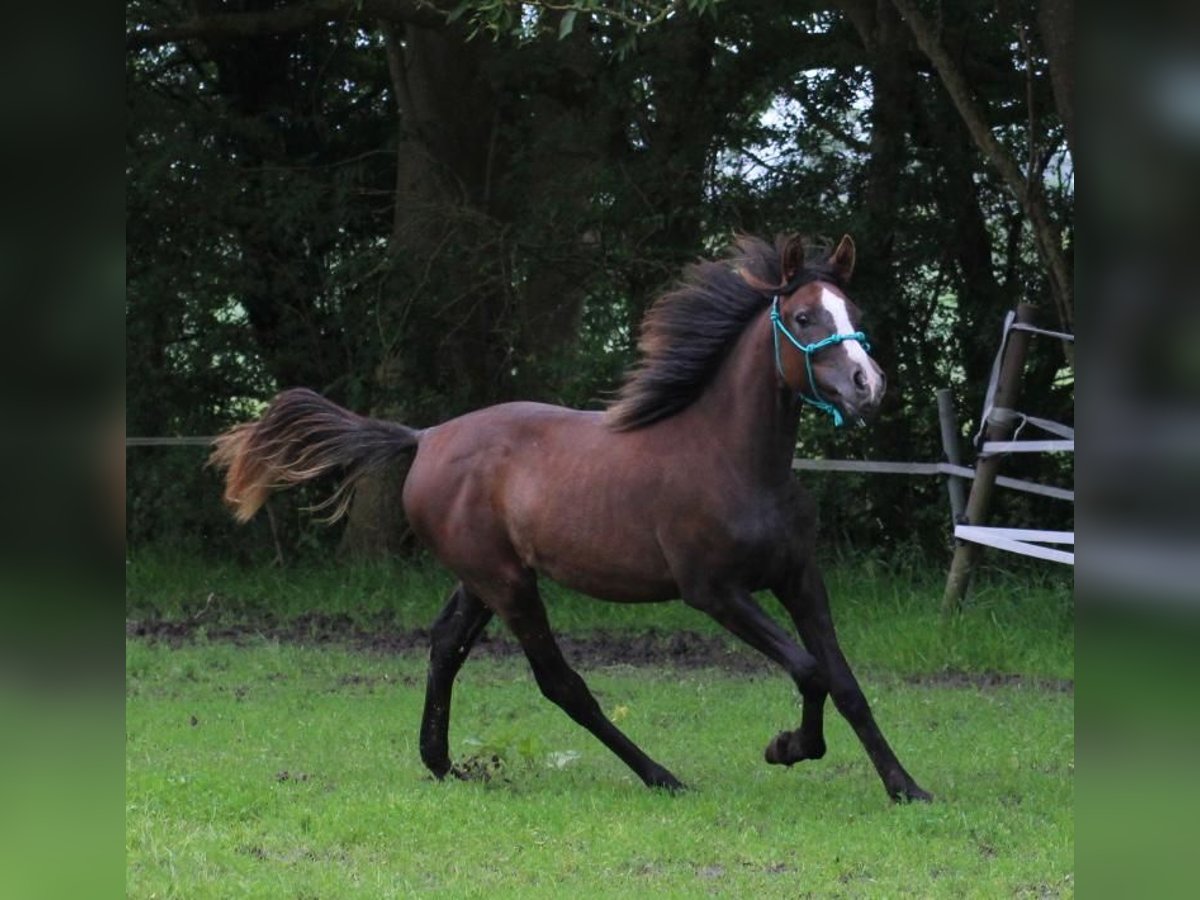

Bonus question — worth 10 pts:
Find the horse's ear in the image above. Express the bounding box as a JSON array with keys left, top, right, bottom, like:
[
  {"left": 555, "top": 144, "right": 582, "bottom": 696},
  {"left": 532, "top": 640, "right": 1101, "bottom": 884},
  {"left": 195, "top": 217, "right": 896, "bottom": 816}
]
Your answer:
[
  {"left": 829, "top": 234, "right": 856, "bottom": 283},
  {"left": 781, "top": 234, "right": 808, "bottom": 283}
]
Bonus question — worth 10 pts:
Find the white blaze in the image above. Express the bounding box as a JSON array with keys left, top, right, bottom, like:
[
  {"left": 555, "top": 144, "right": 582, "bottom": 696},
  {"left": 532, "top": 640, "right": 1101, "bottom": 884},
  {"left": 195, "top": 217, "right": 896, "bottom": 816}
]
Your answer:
[{"left": 819, "top": 287, "right": 883, "bottom": 396}]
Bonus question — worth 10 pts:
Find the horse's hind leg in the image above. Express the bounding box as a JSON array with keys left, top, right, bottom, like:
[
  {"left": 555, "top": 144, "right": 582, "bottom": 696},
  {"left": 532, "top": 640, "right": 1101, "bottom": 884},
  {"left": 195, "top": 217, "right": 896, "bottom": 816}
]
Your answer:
[
  {"left": 477, "top": 570, "right": 684, "bottom": 791},
  {"left": 775, "top": 564, "right": 931, "bottom": 803},
  {"left": 419, "top": 584, "right": 493, "bottom": 779}
]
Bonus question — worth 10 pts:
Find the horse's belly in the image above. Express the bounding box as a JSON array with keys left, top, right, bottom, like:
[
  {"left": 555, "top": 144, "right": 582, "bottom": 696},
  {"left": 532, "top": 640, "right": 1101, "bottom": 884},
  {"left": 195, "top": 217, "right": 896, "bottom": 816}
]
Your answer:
[
  {"left": 513, "top": 522, "right": 678, "bottom": 604},
  {"left": 544, "top": 564, "right": 679, "bottom": 604}
]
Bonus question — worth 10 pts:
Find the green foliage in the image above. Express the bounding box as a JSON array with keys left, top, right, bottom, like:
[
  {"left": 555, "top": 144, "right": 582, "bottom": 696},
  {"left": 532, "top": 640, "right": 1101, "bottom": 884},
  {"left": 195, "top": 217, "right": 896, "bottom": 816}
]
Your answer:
[
  {"left": 456, "top": 1, "right": 724, "bottom": 55},
  {"left": 126, "top": 0, "right": 1073, "bottom": 558}
]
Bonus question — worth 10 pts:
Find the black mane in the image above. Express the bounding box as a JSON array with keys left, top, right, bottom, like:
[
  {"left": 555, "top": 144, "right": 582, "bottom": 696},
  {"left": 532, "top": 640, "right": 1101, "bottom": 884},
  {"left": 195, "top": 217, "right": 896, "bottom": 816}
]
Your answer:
[{"left": 604, "top": 234, "right": 840, "bottom": 431}]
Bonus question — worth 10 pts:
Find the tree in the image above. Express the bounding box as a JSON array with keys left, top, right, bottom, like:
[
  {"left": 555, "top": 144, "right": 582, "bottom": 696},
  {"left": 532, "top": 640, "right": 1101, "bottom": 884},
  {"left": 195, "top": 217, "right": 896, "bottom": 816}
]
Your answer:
[
  {"left": 891, "top": 0, "right": 1074, "bottom": 355},
  {"left": 126, "top": 0, "right": 1073, "bottom": 560}
]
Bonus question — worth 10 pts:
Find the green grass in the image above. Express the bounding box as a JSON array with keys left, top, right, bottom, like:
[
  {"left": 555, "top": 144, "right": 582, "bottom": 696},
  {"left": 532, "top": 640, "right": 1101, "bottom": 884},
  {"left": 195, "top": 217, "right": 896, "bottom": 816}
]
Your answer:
[
  {"left": 126, "top": 640, "right": 1072, "bottom": 898},
  {"left": 126, "top": 551, "right": 1073, "bottom": 680},
  {"left": 126, "top": 553, "right": 1073, "bottom": 896}
]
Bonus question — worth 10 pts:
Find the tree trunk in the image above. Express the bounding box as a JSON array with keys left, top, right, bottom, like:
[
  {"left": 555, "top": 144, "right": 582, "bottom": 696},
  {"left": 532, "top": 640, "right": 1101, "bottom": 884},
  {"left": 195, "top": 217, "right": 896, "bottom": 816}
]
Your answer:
[
  {"left": 336, "top": 451, "right": 414, "bottom": 561},
  {"left": 619, "top": 13, "right": 720, "bottom": 334},
  {"left": 912, "top": 74, "right": 1013, "bottom": 425},
  {"left": 200, "top": 10, "right": 343, "bottom": 392},
  {"left": 1037, "top": 0, "right": 1075, "bottom": 161},
  {"left": 890, "top": 0, "right": 1074, "bottom": 358},
  {"left": 340, "top": 20, "right": 503, "bottom": 559},
  {"left": 838, "top": 0, "right": 920, "bottom": 539}
]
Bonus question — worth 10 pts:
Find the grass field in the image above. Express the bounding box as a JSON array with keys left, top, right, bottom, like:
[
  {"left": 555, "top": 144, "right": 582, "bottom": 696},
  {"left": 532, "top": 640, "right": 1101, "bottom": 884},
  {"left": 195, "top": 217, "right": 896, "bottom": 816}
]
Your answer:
[{"left": 126, "top": 553, "right": 1074, "bottom": 897}]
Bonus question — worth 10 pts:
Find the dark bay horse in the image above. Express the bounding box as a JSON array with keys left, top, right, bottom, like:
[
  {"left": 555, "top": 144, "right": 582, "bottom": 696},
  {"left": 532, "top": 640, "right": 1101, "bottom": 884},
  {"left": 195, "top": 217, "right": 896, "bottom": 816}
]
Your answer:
[{"left": 211, "top": 234, "right": 930, "bottom": 802}]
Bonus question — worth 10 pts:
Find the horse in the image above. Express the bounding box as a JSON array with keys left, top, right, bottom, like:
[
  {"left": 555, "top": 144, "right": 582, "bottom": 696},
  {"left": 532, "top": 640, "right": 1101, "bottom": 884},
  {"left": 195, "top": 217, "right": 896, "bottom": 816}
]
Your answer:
[{"left": 210, "top": 233, "right": 931, "bottom": 803}]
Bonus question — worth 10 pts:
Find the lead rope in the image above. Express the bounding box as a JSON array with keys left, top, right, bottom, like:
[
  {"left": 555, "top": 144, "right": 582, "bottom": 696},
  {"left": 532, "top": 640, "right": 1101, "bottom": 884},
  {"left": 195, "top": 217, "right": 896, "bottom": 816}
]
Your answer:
[{"left": 769, "top": 295, "right": 870, "bottom": 428}]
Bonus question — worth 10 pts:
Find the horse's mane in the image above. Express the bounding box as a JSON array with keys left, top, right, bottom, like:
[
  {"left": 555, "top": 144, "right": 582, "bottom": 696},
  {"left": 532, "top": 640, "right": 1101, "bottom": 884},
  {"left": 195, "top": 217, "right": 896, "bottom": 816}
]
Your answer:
[{"left": 604, "top": 234, "right": 841, "bottom": 431}]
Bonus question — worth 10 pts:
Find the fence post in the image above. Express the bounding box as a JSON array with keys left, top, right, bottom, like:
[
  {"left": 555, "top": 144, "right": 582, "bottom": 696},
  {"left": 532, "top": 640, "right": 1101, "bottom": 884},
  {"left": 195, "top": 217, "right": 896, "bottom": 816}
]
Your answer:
[
  {"left": 942, "top": 303, "right": 1038, "bottom": 615},
  {"left": 935, "top": 388, "right": 966, "bottom": 524}
]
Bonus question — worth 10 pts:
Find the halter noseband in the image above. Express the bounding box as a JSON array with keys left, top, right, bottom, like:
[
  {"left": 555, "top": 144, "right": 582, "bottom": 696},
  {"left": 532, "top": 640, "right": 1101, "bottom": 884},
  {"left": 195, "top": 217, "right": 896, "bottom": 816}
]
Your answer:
[{"left": 769, "top": 295, "right": 870, "bottom": 427}]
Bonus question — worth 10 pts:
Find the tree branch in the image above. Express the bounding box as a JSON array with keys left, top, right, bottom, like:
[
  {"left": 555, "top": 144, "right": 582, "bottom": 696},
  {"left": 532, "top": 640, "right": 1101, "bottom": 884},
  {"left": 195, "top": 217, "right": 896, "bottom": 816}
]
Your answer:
[
  {"left": 126, "top": 0, "right": 451, "bottom": 51},
  {"left": 1037, "top": 0, "right": 1075, "bottom": 161},
  {"left": 802, "top": 102, "right": 869, "bottom": 154},
  {"left": 890, "top": 0, "right": 1073, "bottom": 345}
]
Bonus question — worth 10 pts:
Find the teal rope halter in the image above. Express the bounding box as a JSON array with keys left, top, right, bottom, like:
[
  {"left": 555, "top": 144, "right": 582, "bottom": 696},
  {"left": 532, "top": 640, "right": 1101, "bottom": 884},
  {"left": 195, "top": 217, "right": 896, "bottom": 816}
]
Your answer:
[{"left": 769, "top": 295, "right": 870, "bottom": 427}]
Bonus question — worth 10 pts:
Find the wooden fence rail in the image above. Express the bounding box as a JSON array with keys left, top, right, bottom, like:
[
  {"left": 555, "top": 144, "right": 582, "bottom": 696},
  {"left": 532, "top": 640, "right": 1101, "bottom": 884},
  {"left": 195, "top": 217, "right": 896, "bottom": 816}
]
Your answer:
[{"left": 127, "top": 436, "right": 1072, "bottom": 503}]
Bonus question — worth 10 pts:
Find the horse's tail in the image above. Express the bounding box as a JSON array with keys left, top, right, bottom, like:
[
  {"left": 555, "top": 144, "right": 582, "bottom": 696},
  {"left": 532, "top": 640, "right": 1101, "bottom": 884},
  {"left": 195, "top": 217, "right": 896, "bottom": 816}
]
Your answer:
[{"left": 209, "top": 388, "right": 421, "bottom": 524}]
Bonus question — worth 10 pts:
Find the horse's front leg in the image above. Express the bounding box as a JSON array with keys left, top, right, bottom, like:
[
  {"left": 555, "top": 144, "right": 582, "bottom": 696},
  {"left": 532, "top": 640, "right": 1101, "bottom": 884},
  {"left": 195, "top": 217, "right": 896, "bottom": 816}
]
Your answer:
[
  {"left": 762, "top": 664, "right": 828, "bottom": 768},
  {"left": 678, "top": 583, "right": 828, "bottom": 766},
  {"left": 773, "top": 563, "right": 932, "bottom": 803}
]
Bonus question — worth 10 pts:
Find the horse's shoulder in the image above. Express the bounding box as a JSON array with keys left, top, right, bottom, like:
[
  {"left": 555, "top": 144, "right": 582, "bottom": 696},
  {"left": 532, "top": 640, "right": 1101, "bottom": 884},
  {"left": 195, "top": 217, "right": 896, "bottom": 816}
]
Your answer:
[
  {"left": 780, "top": 480, "right": 818, "bottom": 524},
  {"left": 755, "top": 482, "right": 818, "bottom": 555}
]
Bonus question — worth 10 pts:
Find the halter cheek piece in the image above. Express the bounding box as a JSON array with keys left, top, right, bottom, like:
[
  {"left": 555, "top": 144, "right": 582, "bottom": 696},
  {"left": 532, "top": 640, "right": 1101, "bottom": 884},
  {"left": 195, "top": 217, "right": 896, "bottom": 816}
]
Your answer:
[{"left": 769, "top": 295, "right": 870, "bottom": 428}]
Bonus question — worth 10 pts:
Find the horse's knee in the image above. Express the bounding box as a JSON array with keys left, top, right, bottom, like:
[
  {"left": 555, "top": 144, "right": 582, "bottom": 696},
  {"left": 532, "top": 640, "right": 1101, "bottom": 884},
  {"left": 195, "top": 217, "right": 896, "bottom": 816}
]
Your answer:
[
  {"left": 792, "top": 654, "right": 823, "bottom": 689},
  {"left": 830, "top": 684, "right": 870, "bottom": 722},
  {"left": 533, "top": 666, "right": 574, "bottom": 705},
  {"left": 533, "top": 665, "right": 598, "bottom": 715}
]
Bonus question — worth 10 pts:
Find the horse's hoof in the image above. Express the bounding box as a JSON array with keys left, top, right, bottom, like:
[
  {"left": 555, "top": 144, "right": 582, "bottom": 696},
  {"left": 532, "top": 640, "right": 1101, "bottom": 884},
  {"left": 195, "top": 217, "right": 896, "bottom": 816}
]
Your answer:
[
  {"left": 764, "top": 731, "right": 792, "bottom": 765},
  {"left": 764, "top": 730, "right": 826, "bottom": 766},
  {"left": 645, "top": 767, "right": 686, "bottom": 793},
  {"left": 421, "top": 742, "right": 453, "bottom": 780},
  {"left": 890, "top": 782, "right": 934, "bottom": 803}
]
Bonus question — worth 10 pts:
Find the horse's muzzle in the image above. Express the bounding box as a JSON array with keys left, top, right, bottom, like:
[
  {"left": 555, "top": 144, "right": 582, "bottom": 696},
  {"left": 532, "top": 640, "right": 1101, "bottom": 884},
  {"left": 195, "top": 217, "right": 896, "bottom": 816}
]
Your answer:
[
  {"left": 826, "top": 362, "right": 886, "bottom": 424},
  {"left": 842, "top": 396, "right": 883, "bottom": 425}
]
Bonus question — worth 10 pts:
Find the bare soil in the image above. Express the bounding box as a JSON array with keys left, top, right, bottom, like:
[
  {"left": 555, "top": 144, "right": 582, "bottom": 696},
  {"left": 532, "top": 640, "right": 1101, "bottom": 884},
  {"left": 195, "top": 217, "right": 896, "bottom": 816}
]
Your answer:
[
  {"left": 125, "top": 613, "right": 1072, "bottom": 692},
  {"left": 126, "top": 613, "right": 769, "bottom": 673}
]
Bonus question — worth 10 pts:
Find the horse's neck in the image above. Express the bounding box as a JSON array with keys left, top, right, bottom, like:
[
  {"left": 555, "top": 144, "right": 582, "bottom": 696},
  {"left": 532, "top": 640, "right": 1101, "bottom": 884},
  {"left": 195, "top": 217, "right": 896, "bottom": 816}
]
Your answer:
[{"left": 681, "top": 311, "right": 801, "bottom": 484}]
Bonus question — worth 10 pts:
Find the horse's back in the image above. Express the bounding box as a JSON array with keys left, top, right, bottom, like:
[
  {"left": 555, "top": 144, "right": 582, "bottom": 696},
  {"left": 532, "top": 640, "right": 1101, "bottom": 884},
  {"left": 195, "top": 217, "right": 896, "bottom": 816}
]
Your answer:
[
  {"left": 403, "top": 401, "right": 679, "bottom": 602},
  {"left": 403, "top": 400, "right": 589, "bottom": 536},
  {"left": 410, "top": 401, "right": 605, "bottom": 473}
]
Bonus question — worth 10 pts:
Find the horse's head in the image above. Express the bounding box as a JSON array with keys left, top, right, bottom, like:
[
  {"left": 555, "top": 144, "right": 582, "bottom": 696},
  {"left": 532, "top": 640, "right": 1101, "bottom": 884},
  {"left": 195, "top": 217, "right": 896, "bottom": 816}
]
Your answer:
[{"left": 771, "top": 235, "right": 886, "bottom": 425}]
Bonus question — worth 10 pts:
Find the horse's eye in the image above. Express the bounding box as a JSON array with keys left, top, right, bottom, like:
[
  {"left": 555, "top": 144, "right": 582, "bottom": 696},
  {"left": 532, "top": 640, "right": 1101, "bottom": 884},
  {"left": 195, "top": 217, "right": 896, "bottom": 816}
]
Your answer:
[{"left": 794, "top": 312, "right": 810, "bottom": 328}]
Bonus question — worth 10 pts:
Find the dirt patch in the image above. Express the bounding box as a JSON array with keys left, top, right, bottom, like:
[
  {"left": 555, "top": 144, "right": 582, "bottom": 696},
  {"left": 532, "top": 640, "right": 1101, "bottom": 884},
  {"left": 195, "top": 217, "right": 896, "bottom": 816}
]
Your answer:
[
  {"left": 126, "top": 614, "right": 1072, "bottom": 691},
  {"left": 902, "top": 670, "right": 1073, "bottom": 693},
  {"left": 125, "top": 614, "right": 772, "bottom": 675}
]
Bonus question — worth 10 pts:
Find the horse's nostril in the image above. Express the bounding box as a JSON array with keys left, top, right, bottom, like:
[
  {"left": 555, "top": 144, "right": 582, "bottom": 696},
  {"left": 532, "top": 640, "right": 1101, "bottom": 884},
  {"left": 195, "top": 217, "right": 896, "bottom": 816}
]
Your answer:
[{"left": 853, "top": 368, "right": 868, "bottom": 392}]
